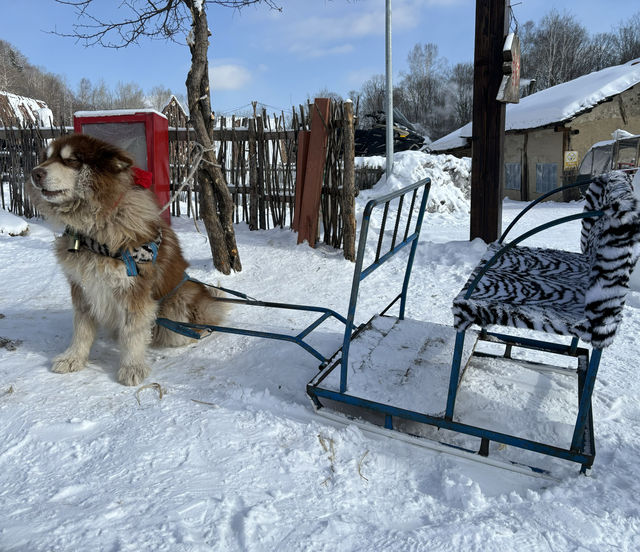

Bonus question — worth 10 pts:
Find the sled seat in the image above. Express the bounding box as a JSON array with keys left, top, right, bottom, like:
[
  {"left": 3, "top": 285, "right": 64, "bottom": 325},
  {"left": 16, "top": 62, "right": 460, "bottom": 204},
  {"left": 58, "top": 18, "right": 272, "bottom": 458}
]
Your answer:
[
  {"left": 453, "top": 172, "right": 640, "bottom": 348},
  {"left": 446, "top": 171, "right": 640, "bottom": 471}
]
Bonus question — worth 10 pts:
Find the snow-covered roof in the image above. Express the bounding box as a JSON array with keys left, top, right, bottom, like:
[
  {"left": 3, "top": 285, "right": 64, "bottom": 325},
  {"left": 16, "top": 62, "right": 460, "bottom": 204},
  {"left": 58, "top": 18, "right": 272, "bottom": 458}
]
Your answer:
[
  {"left": 74, "top": 108, "right": 167, "bottom": 120},
  {"left": 0, "top": 91, "right": 54, "bottom": 126},
  {"left": 431, "top": 58, "right": 640, "bottom": 152},
  {"left": 164, "top": 95, "right": 188, "bottom": 116}
]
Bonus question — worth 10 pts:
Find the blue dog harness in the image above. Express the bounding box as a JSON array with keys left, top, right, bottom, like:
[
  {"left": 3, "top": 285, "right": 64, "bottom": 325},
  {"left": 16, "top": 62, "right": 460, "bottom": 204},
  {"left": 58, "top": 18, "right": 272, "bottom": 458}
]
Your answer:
[{"left": 64, "top": 227, "right": 161, "bottom": 277}]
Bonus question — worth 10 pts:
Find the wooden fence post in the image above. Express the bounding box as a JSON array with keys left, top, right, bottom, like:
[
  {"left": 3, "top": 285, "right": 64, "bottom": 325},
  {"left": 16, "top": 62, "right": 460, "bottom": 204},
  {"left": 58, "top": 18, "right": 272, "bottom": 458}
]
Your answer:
[
  {"left": 342, "top": 100, "right": 356, "bottom": 261},
  {"left": 256, "top": 114, "right": 267, "bottom": 230},
  {"left": 248, "top": 118, "right": 259, "bottom": 230}
]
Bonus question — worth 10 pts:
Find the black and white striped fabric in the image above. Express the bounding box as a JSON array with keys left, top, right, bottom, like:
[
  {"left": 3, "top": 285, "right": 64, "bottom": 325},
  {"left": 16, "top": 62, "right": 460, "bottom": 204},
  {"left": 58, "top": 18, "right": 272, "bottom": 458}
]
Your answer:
[{"left": 453, "top": 171, "right": 640, "bottom": 348}]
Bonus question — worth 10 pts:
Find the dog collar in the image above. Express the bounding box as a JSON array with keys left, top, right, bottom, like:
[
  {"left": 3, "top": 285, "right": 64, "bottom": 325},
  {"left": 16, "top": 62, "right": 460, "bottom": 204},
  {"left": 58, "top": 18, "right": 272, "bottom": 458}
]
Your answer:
[{"left": 64, "top": 227, "right": 162, "bottom": 276}]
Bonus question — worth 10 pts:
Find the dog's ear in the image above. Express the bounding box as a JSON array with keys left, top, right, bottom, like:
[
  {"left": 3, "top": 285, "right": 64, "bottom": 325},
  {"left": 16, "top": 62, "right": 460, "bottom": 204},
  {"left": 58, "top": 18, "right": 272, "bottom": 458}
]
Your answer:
[{"left": 111, "top": 150, "right": 134, "bottom": 173}]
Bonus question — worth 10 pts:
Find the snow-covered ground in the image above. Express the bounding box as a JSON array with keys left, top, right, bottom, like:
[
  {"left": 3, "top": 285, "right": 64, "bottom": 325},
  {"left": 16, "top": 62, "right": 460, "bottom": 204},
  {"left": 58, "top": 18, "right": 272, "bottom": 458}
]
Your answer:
[{"left": 2, "top": 151, "right": 640, "bottom": 551}]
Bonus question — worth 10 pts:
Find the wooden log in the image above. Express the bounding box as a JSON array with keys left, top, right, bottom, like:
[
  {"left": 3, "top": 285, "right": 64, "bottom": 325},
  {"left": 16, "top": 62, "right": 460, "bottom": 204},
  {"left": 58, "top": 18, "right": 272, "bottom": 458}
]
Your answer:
[
  {"left": 248, "top": 118, "right": 259, "bottom": 230},
  {"left": 342, "top": 100, "right": 357, "bottom": 261},
  {"left": 256, "top": 115, "right": 267, "bottom": 230}
]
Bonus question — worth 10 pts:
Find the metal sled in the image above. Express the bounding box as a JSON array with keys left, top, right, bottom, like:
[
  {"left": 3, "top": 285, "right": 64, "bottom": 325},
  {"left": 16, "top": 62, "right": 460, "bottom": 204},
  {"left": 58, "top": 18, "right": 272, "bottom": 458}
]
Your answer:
[{"left": 307, "top": 174, "right": 640, "bottom": 475}]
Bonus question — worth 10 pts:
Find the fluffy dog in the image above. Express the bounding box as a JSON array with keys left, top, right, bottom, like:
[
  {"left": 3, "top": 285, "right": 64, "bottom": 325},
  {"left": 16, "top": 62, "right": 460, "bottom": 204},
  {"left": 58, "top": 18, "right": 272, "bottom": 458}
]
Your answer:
[{"left": 28, "top": 134, "right": 227, "bottom": 386}]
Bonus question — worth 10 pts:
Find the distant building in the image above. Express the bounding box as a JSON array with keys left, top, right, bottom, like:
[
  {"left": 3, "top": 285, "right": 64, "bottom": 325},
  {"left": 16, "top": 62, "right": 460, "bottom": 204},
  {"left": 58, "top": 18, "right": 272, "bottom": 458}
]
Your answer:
[
  {"left": 430, "top": 58, "right": 640, "bottom": 201},
  {"left": 0, "top": 91, "right": 54, "bottom": 126},
  {"left": 162, "top": 95, "right": 189, "bottom": 128}
]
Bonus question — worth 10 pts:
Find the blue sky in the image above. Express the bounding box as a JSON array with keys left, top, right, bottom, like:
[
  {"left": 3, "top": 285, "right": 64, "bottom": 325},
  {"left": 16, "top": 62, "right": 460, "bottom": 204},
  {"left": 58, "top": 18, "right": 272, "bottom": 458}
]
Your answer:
[{"left": 2, "top": 0, "right": 639, "bottom": 115}]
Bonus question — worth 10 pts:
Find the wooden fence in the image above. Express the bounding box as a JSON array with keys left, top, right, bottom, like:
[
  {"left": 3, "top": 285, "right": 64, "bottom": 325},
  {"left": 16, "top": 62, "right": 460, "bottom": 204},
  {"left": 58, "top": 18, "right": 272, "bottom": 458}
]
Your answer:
[
  {"left": 0, "top": 124, "right": 69, "bottom": 217},
  {"left": 1, "top": 100, "right": 368, "bottom": 252}
]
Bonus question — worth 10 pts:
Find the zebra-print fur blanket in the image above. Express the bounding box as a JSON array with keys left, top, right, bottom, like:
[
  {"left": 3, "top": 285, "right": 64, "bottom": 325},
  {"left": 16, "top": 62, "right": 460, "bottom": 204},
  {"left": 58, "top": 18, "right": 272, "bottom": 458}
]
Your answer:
[{"left": 453, "top": 171, "right": 640, "bottom": 348}]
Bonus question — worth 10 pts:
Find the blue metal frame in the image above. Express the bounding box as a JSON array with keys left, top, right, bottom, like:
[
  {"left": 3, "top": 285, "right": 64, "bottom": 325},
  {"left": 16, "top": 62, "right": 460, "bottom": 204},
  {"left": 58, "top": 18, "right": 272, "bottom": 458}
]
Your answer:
[
  {"left": 157, "top": 298, "right": 350, "bottom": 367},
  {"left": 445, "top": 330, "right": 600, "bottom": 469},
  {"left": 307, "top": 177, "right": 606, "bottom": 473}
]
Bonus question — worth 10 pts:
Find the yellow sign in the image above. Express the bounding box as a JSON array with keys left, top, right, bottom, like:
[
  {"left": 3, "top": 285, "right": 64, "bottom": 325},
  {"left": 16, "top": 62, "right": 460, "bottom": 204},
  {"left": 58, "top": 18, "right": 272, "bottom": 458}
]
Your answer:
[{"left": 564, "top": 150, "right": 579, "bottom": 170}]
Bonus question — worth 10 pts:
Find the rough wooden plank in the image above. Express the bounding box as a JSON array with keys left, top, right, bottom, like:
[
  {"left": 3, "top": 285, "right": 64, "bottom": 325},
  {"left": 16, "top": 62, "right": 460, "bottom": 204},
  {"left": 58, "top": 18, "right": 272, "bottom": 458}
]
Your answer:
[
  {"left": 292, "top": 129, "right": 310, "bottom": 232},
  {"left": 296, "top": 98, "right": 331, "bottom": 247}
]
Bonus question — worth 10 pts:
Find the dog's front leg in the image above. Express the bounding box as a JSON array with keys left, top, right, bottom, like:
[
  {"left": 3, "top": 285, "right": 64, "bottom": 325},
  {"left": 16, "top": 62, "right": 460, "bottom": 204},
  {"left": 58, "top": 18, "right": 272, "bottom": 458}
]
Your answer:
[
  {"left": 117, "top": 299, "right": 157, "bottom": 386},
  {"left": 52, "top": 283, "right": 97, "bottom": 374}
]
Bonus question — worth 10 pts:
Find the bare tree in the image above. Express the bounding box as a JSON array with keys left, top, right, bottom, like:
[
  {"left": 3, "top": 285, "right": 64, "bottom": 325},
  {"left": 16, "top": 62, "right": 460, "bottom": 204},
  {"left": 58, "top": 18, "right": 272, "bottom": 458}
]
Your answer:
[
  {"left": 114, "top": 81, "right": 147, "bottom": 108},
  {"left": 53, "top": 0, "right": 280, "bottom": 274},
  {"left": 449, "top": 62, "right": 473, "bottom": 127},
  {"left": 612, "top": 12, "right": 640, "bottom": 65},
  {"left": 583, "top": 32, "right": 618, "bottom": 73},
  {"left": 147, "top": 85, "right": 175, "bottom": 111},
  {"left": 357, "top": 74, "right": 386, "bottom": 124},
  {"left": 520, "top": 11, "right": 591, "bottom": 90}
]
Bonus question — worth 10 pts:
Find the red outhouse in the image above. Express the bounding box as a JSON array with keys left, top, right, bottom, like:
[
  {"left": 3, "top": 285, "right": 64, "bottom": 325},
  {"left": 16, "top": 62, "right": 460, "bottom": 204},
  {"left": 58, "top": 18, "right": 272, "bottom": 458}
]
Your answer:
[{"left": 73, "top": 109, "right": 171, "bottom": 225}]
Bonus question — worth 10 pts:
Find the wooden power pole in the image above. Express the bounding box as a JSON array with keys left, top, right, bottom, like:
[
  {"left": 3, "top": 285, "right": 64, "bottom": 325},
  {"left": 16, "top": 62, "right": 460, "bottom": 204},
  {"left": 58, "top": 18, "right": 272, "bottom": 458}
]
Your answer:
[{"left": 470, "top": 0, "right": 509, "bottom": 242}]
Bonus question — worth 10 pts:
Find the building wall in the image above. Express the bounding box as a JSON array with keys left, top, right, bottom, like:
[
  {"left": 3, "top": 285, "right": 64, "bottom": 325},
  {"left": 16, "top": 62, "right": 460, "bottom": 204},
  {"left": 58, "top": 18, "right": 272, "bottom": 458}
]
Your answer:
[
  {"left": 504, "top": 128, "right": 563, "bottom": 201},
  {"left": 501, "top": 82, "right": 640, "bottom": 201},
  {"left": 568, "top": 83, "right": 640, "bottom": 160}
]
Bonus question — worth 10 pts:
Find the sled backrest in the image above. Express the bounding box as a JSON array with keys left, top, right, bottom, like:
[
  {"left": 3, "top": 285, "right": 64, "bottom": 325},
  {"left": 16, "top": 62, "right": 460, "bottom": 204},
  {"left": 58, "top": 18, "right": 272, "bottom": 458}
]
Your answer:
[
  {"left": 579, "top": 171, "right": 640, "bottom": 347},
  {"left": 339, "top": 178, "right": 431, "bottom": 392}
]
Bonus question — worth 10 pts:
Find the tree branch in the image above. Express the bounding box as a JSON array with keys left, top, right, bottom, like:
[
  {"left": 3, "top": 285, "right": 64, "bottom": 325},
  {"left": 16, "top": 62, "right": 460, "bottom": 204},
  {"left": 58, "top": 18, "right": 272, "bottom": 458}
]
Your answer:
[{"left": 52, "top": 0, "right": 280, "bottom": 48}]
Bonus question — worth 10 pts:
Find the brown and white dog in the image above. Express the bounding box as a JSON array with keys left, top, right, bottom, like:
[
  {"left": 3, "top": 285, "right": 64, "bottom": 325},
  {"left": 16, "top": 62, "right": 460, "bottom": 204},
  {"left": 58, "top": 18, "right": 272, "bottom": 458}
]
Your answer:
[{"left": 28, "top": 134, "right": 227, "bottom": 386}]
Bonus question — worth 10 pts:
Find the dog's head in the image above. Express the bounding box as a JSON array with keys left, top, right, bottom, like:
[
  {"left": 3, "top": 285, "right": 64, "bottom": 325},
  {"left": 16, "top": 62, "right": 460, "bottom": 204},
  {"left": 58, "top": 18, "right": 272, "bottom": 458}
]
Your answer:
[{"left": 29, "top": 134, "right": 134, "bottom": 209}]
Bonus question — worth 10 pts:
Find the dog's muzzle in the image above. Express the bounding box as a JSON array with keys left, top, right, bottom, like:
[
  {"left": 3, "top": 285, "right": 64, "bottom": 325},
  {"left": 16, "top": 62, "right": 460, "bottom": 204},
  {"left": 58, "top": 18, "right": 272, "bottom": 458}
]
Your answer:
[{"left": 31, "top": 167, "right": 46, "bottom": 189}]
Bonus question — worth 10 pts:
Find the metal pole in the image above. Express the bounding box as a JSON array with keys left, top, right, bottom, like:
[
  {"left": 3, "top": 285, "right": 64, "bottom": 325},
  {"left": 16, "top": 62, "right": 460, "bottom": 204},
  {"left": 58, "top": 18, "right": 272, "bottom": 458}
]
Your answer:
[{"left": 385, "top": 0, "right": 394, "bottom": 178}]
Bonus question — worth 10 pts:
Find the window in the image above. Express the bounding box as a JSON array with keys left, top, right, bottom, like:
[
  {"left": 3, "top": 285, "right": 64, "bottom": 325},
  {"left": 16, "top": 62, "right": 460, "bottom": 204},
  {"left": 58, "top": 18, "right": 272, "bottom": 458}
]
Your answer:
[
  {"left": 505, "top": 163, "right": 521, "bottom": 190},
  {"left": 578, "top": 149, "right": 594, "bottom": 175},
  {"left": 535, "top": 163, "right": 558, "bottom": 193},
  {"left": 617, "top": 138, "right": 639, "bottom": 170},
  {"left": 592, "top": 145, "right": 613, "bottom": 176}
]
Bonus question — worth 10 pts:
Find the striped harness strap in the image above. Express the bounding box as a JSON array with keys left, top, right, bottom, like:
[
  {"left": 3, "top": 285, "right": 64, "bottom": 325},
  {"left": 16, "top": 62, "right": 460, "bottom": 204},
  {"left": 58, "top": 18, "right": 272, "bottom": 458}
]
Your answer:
[{"left": 64, "top": 227, "right": 162, "bottom": 277}]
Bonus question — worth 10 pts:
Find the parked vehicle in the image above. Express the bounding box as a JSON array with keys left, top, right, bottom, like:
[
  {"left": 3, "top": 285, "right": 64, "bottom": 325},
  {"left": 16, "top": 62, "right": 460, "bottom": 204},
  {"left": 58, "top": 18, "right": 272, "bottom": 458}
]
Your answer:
[
  {"left": 578, "top": 131, "right": 639, "bottom": 178},
  {"left": 355, "top": 109, "right": 425, "bottom": 157}
]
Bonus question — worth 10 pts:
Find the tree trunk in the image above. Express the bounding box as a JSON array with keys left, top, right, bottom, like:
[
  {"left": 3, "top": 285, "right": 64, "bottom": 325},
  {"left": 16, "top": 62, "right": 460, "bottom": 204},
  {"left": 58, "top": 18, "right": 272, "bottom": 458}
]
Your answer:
[{"left": 185, "top": 1, "right": 242, "bottom": 274}]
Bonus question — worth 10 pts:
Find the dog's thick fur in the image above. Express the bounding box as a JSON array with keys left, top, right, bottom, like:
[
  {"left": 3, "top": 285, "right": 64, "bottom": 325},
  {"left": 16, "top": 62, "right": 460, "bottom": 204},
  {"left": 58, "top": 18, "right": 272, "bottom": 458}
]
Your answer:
[{"left": 28, "top": 134, "right": 227, "bottom": 386}]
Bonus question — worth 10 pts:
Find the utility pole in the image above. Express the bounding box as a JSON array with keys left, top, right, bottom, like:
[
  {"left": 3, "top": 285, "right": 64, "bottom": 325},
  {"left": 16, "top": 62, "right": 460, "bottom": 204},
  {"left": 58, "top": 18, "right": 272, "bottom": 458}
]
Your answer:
[
  {"left": 385, "top": 0, "right": 394, "bottom": 179},
  {"left": 470, "top": 0, "right": 509, "bottom": 242}
]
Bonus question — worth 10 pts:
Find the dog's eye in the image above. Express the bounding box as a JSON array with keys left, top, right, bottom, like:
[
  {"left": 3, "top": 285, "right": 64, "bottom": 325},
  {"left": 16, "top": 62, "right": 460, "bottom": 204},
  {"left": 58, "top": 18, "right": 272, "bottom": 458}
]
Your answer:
[{"left": 63, "top": 157, "right": 82, "bottom": 168}]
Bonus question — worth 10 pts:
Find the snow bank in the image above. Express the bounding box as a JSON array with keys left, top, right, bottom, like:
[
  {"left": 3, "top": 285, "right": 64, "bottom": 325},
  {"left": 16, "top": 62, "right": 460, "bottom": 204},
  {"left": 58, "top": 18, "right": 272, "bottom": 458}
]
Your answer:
[
  {"left": 359, "top": 150, "right": 471, "bottom": 215},
  {"left": 0, "top": 210, "right": 28, "bottom": 236}
]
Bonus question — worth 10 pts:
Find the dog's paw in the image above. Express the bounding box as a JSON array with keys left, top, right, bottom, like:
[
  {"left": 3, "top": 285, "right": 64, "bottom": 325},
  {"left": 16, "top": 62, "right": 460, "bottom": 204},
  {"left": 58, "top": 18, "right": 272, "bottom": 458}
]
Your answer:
[
  {"left": 52, "top": 355, "right": 87, "bottom": 374},
  {"left": 117, "top": 363, "right": 150, "bottom": 386}
]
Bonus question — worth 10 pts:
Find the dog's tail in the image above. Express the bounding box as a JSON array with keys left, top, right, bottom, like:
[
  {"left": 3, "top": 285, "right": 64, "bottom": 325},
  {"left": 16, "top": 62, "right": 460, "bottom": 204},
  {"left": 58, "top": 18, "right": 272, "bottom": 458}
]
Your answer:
[{"left": 154, "top": 280, "right": 230, "bottom": 347}]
